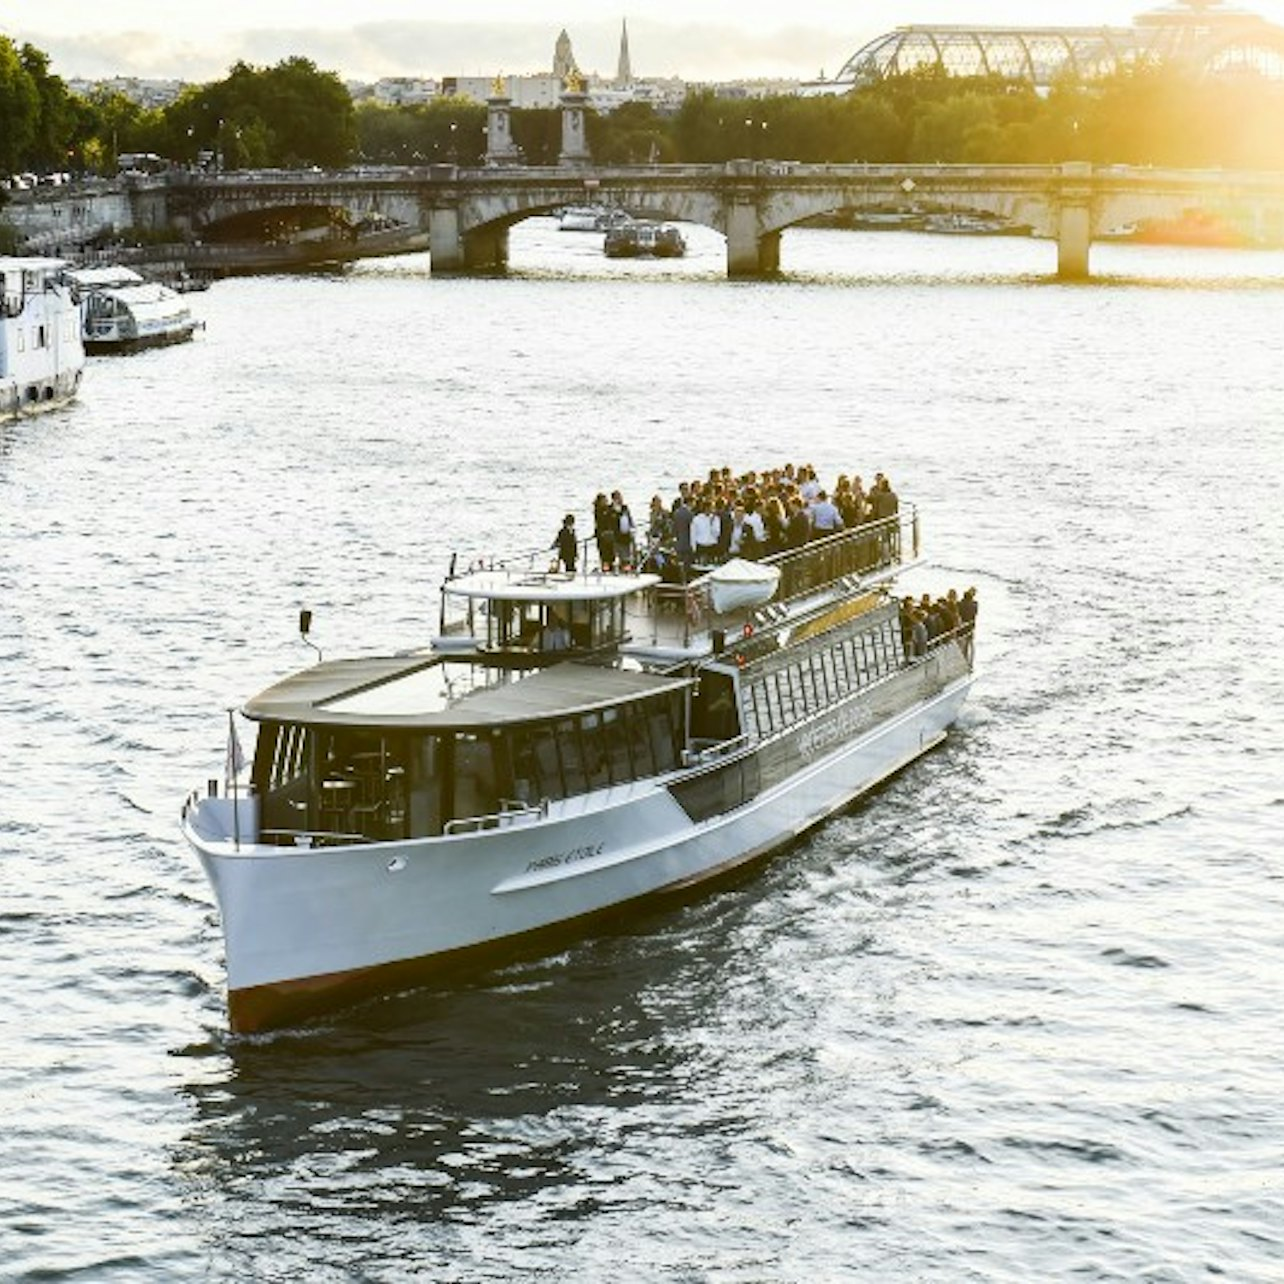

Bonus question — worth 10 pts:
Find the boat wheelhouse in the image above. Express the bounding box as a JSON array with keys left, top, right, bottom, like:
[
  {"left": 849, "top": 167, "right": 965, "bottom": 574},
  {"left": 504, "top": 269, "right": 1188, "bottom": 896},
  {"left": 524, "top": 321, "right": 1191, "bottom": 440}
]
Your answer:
[
  {"left": 1, "top": 256, "right": 85, "bottom": 421},
  {"left": 182, "top": 498, "right": 976, "bottom": 1033},
  {"left": 65, "top": 265, "right": 202, "bottom": 353}
]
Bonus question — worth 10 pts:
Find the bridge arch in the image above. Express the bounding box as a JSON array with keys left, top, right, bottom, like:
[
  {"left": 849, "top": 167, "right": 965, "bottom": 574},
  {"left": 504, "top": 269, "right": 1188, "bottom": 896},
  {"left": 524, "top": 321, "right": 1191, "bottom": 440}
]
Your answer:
[{"left": 449, "top": 185, "right": 730, "bottom": 270}]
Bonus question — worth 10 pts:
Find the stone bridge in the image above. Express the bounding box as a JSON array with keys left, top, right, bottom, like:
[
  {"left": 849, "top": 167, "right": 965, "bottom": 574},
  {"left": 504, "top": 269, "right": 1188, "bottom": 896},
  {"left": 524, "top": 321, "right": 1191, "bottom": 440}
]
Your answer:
[{"left": 31, "top": 162, "right": 1284, "bottom": 279}]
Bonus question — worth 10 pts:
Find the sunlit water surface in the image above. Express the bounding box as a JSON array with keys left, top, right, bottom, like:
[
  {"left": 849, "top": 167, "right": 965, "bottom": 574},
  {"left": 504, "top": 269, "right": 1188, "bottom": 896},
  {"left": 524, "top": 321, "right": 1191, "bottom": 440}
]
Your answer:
[{"left": 2, "top": 222, "right": 1282, "bottom": 1281}]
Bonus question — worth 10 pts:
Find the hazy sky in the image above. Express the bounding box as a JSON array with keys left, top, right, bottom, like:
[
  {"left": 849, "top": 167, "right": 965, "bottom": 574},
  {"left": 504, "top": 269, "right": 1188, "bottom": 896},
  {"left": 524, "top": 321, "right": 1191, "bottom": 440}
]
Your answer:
[{"left": 6, "top": 1, "right": 1284, "bottom": 82}]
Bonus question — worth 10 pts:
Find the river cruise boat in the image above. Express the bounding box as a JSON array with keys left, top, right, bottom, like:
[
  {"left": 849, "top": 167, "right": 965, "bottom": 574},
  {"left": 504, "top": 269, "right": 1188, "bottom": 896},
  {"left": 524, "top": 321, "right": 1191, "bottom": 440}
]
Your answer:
[
  {"left": 65, "top": 265, "right": 201, "bottom": 353},
  {"left": 182, "top": 499, "right": 976, "bottom": 1033},
  {"left": 604, "top": 222, "right": 687, "bottom": 259},
  {"left": 1, "top": 257, "right": 85, "bottom": 421},
  {"left": 559, "top": 205, "right": 631, "bottom": 232}
]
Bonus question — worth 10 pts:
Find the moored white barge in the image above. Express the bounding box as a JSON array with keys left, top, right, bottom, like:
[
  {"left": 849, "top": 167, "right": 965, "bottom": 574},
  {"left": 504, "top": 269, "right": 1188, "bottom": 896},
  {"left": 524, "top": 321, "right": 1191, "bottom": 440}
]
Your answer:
[
  {"left": 1, "top": 257, "right": 85, "bottom": 420},
  {"left": 66, "top": 265, "right": 201, "bottom": 353},
  {"left": 183, "top": 504, "right": 975, "bottom": 1033}
]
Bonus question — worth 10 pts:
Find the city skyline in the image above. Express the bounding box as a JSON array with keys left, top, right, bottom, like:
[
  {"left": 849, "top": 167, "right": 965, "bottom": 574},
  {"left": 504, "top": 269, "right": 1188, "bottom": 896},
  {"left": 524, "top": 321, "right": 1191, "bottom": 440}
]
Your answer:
[{"left": 8, "top": 0, "right": 1284, "bottom": 84}]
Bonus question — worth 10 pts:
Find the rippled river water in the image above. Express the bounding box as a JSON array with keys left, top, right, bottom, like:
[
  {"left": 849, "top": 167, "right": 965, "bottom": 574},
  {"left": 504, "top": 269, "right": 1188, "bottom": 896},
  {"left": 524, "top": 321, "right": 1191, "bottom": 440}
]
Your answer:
[{"left": 2, "top": 221, "right": 1283, "bottom": 1281}]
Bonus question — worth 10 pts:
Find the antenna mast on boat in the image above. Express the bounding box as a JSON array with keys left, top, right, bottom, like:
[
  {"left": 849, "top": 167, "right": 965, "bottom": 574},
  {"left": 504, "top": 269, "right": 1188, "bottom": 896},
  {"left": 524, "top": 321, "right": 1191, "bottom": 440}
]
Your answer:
[{"left": 299, "top": 608, "right": 322, "bottom": 662}]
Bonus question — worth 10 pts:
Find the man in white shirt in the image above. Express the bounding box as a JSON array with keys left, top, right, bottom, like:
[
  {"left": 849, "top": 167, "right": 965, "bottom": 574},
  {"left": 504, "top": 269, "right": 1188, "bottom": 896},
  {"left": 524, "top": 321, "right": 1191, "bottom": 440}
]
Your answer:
[
  {"left": 810, "top": 489, "right": 844, "bottom": 534},
  {"left": 691, "top": 501, "right": 721, "bottom": 565}
]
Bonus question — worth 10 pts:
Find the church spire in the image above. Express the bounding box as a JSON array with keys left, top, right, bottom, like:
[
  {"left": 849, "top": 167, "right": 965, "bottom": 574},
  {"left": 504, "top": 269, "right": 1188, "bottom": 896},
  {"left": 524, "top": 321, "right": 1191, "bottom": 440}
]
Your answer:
[{"left": 616, "top": 17, "right": 633, "bottom": 87}]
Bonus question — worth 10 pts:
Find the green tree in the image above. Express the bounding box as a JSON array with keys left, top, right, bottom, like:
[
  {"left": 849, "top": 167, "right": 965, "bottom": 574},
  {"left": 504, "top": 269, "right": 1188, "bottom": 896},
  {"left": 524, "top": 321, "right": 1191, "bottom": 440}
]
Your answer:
[
  {"left": 0, "top": 36, "right": 39, "bottom": 173},
  {"left": 589, "top": 101, "right": 672, "bottom": 163},
  {"left": 907, "top": 93, "right": 998, "bottom": 162},
  {"left": 80, "top": 86, "right": 148, "bottom": 171},
  {"left": 158, "top": 57, "right": 356, "bottom": 169},
  {"left": 18, "top": 43, "right": 75, "bottom": 171},
  {"left": 511, "top": 107, "right": 560, "bottom": 166}
]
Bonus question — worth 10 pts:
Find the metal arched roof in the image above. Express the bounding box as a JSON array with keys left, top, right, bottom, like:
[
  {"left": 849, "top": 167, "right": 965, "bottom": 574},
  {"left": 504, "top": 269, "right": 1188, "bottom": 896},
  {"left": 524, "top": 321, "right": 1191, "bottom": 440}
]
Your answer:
[{"left": 823, "top": 2, "right": 1284, "bottom": 91}]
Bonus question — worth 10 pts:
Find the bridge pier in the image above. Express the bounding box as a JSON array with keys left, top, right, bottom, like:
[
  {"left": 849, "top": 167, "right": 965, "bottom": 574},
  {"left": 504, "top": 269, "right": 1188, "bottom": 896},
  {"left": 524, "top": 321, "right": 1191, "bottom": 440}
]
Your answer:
[
  {"left": 726, "top": 207, "right": 780, "bottom": 277},
  {"left": 426, "top": 208, "right": 509, "bottom": 273},
  {"left": 428, "top": 205, "right": 463, "bottom": 273},
  {"left": 1056, "top": 161, "right": 1093, "bottom": 280},
  {"left": 462, "top": 224, "right": 509, "bottom": 271}
]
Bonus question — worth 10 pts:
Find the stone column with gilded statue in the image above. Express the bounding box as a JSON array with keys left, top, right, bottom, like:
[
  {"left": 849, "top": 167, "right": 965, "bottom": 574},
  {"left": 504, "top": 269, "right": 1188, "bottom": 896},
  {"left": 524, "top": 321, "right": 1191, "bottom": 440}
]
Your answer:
[
  {"left": 485, "top": 76, "right": 521, "bottom": 167},
  {"left": 558, "top": 69, "right": 591, "bottom": 168}
]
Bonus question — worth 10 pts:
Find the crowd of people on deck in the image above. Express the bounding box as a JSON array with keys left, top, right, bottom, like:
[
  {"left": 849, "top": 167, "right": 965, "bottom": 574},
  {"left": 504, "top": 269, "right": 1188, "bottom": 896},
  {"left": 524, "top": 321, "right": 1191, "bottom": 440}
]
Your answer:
[
  {"left": 546, "top": 462, "right": 978, "bottom": 662},
  {"left": 552, "top": 464, "right": 904, "bottom": 577},
  {"left": 900, "top": 588, "right": 978, "bottom": 658}
]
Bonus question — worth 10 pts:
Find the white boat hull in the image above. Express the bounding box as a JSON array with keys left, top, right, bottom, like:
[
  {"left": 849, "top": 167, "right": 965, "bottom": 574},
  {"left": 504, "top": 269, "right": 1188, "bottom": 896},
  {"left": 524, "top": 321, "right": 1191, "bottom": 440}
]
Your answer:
[
  {"left": 2, "top": 256, "right": 85, "bottom": 420},
  {"left": 185, "top": 659, "right": 972, "bottom": 1031},
  {"left": 1, "top": 368, "right": 82, "bottom": 421}
]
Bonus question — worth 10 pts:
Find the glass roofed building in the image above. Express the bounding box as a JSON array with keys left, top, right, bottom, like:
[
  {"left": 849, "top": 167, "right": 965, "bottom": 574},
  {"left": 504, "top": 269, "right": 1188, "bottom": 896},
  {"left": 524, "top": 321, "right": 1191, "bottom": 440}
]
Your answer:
[{"left": 803, "top": 0, "right": 1284, "bottom": 94}]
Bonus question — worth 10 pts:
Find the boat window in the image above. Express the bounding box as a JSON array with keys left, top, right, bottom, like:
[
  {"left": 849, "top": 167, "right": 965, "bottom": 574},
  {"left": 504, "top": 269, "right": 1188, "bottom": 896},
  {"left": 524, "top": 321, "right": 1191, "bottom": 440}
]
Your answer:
[
  {"left": 589, "top": 598, "right": 625, "bottom": 648},
  {"left": 626, "top": 701, "right": 656, "bottom": 776},
  {"left": 754, "top": 684, "right": 769, "bottom": 739},
  {"left": 258, "top": 722, "right": 308, "bottom": 792},
  {"left": 798, "top": 654, "right": 815, "bottom": 708},
  {"left": 555, "top": 717, "right": 588, "bottom": 795},
  {"left": 761, "top": 672, "right": 779, "bottom": 723},
  {"left": 451, "top": 732, "right": 498, "bottom": 824},
  {"left": 603, "top": 707, "right": 632, "bottom": 782},
  {"left": 532, "top": 725, "right": 565, "bottom": 799},
  {"left": 691, "top": 671, "right": 740, "bottom": 744},
  {"left": 491, "top": 601, "right": 542, "bottom": 650},
  {"left": 579, "top": 712, "right": 610, "bottom": 791},
  {"left": 763, "top": 673, "right": 781, "bottom": 729},
  {"left": 816, "top": 649, "right": 834, "bottom": 703},
  {"left": 804, "top": 654, "right": 824, "bottom": 709},
  {"left": 849, "top": 634, "right": 867, "bottom": 684},
  {"left": 254, "top": 722, "right": 313, "bottom": 838},
  {"left": 887, "top": 619, "right": 905, "bottom": 667},
  {"left": 875, "top": 621, "right": 898, "bottom": 674},
  {"left": 834, "top": 640, "right": 853, "bottom": 690},
  {"left": 782, "top": 663, "right": 798, "bottom": 716},
  {"left": 509, "top": 728, "right": 539, "bottom": 805},
  {"left": 857, "top": 633, "right": 875, "bottom": 682},
  {"left": 650, "top": 695, "right": 682, "bottom": 773},
  {"left": 819, "top": 649, "right": 838, "bottom": 703},
  {"left": 409, "top": 735, "right": 443, "bottom": 837}
]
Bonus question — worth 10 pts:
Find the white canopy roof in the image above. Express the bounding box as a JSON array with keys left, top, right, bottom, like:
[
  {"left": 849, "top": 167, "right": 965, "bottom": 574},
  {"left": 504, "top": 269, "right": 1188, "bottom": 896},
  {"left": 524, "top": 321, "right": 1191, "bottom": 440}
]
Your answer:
[
  {"left": 65, "top": 266, "right": 146, "bottom": 288},
  {"left": 445, "top": 568, "right": 659, "bottom": 603}
]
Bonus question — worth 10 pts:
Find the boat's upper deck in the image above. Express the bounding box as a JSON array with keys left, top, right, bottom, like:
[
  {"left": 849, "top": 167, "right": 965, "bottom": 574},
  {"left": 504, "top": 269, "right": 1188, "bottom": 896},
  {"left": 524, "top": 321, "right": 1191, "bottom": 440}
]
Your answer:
[{"left": 437, "top": 507, "right": 918, "bottom": 666}]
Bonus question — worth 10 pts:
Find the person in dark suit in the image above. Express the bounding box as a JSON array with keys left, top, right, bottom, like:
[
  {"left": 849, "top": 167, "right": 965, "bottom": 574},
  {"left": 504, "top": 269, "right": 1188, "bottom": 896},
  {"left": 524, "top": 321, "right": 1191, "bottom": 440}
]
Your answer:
[{"left": 553, "top": 514, "right": 578, "bottom": 573}]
